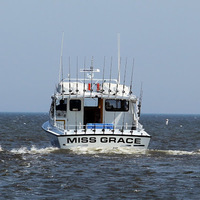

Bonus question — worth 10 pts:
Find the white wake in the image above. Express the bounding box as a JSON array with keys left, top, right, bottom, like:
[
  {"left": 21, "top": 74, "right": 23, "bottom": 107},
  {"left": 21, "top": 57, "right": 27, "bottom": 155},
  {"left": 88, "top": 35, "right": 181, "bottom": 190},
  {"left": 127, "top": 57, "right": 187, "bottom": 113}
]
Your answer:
[
  {"left": 10, "top": 145, "right": 58, "bottom": 154},
  {"left": 147, "top": 149, "right": 200, "bottom": 156},
  {"left": 1, "top": 144, "right": 200, "bottom": 156}
]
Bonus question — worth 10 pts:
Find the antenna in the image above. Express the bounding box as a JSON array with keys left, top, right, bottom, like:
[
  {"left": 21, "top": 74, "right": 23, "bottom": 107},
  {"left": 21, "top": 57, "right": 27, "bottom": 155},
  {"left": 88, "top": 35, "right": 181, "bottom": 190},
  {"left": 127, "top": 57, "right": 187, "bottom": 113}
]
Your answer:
[{"left": 117, "top": 33, "right": 121, "bottom": 84}]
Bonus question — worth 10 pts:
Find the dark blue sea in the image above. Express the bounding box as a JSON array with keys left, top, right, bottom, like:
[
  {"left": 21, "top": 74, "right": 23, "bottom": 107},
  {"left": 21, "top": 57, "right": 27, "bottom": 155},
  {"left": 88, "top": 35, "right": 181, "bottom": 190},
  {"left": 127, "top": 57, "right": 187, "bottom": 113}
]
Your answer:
[{"left": 0, "top": 113, "right": 200, "bottom": 199}]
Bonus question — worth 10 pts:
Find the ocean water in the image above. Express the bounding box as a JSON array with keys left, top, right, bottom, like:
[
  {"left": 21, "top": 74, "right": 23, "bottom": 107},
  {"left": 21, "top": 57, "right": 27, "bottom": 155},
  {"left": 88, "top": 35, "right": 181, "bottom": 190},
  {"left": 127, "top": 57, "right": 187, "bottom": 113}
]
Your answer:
[{"left": 0, "top": 113, "right": 200, "bottom": 199}]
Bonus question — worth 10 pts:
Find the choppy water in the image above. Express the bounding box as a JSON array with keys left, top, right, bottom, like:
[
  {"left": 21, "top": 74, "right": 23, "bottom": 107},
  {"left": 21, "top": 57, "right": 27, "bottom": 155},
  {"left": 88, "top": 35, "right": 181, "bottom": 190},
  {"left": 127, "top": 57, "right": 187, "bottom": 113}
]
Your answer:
[{"left": 0, "top": 113, "right": 200, "bottom": 199}]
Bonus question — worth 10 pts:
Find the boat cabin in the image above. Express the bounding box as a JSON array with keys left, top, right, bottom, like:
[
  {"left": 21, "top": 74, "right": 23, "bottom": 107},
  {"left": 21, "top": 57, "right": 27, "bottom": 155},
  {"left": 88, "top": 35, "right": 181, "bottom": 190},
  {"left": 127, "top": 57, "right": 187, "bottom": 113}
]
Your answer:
[{"left": 49, "top": 80, "right": 138, "bottom": 132}]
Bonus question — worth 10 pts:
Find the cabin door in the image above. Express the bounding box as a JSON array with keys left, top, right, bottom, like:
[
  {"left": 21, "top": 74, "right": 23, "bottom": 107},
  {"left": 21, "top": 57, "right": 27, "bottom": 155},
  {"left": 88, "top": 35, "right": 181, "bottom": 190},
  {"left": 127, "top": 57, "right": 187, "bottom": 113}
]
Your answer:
[{"left": 84, "top": 98, "right": 103, "bottom": 125}]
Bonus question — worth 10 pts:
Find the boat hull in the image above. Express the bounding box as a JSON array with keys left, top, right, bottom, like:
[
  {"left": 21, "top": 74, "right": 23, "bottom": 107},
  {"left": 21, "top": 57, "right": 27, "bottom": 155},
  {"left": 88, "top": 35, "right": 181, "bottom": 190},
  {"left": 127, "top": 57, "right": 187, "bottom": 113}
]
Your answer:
[{"left": 42, "top": 122, "right": 151, "bottom": 150}]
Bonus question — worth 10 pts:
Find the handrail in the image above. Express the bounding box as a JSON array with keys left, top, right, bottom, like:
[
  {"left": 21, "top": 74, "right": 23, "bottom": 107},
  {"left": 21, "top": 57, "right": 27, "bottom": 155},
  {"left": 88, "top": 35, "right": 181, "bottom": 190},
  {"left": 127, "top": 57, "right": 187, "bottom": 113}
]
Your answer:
[
  {"left": 62, "top": 78, "right": 118, "bottom": 84},
  {"left": 53, "top": 122, "right": 138, "bottom": 132}
]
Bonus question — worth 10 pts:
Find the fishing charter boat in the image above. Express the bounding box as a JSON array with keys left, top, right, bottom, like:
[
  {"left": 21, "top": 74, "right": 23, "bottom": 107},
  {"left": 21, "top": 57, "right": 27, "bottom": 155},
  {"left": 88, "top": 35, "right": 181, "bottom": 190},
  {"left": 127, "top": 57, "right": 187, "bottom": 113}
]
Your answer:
[{"left": 42, "top": 37, "right": 151, "bottom": 150}]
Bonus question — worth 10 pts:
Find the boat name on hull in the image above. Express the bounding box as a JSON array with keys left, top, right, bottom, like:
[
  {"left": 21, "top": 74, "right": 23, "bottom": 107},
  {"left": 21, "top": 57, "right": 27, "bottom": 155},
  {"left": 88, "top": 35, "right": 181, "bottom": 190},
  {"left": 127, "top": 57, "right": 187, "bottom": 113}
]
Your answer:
[{"left": 66, "top": 137, "right": 141, "bottom": 144}]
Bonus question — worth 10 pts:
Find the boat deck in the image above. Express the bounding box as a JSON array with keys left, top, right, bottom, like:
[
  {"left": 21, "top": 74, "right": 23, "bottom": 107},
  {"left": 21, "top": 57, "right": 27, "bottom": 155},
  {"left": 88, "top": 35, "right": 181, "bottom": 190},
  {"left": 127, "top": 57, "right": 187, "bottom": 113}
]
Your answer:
[{"left": 42, "top": 121, "right": 150, "bottom": 137}]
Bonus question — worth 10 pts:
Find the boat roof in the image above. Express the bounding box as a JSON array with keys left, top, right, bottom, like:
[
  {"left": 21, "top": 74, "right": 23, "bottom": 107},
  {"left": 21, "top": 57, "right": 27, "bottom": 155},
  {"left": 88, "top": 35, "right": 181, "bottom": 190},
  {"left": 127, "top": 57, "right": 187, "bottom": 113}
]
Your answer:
[{"left": 55, "top": 78, "right": 137, "bottom": 101}]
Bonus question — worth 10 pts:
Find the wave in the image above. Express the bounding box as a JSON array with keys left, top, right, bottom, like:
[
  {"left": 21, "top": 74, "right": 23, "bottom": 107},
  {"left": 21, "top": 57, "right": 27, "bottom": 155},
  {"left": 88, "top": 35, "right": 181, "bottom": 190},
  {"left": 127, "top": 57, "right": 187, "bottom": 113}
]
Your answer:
[
  {"left": 147, "top": 149, "right": 200, "bottom": 156},
  {"left": 10, "top": 145, "right": 58, "bottom": 155},
  {"left": 68, "top": 146, "right": 147, "bottom": 155},
  {"left": 68, "top": 147, "right": 200, "bottom": 155},
  {"left": 2, "top": 144, "right": 200, "bottom": 156}
]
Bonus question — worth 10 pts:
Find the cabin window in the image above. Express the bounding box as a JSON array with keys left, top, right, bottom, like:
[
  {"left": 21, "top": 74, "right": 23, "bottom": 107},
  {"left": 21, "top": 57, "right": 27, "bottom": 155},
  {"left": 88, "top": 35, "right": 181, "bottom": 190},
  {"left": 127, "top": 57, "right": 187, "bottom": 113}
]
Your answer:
[
  {"left": 70, "top": 99, "right": 81, "bottom": 111},
  {"left": 56, "top": 99, "right": 67, "bottom": 111},
  {"left": 105, "top": 99, "right": 129, "bottom": 111},
  {"left": 84, "top": 98, "right": 98, "bottom": 107}
]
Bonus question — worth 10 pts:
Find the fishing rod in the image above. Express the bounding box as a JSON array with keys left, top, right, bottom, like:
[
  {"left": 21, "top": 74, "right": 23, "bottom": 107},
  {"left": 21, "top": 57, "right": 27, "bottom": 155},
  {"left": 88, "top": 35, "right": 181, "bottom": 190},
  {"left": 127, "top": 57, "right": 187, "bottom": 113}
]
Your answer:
[
  {"left": 90, "top": 57, "right": 94, "bottom": 97},
  {"left": 129, "top": 58, "right": 136, "bottom": 131},
  {"left": 76, "top": 56, "right": 79, "bottom": 97},
  {"left": 59, "top": 32, "right": 64, "bottom": 100},
  {"left": 129, "top": 58, "right": 134, "bottom": 95},
  {"left": 101, "top": 56, "right": 106, "bottom": 97},
  {"left": 53, "top": 90, "right": 57, "bottom": 127},
  {"left": 138, "top": 82, "right": 143, "bottom": 118},
  {"left": 117, "top": 33, "right": 121, "bottom": 84},
  {"left": 66, "top": 57, "right": 71, "bottom": 131},
  {"left": 75, "top": 57, "right": 79, "bottom": 132},
  {"left": 115, "top": 57, "right": 121, "bottom": 97},
  {"left": 108, "top": 56, "right": 115, "bottom": 132},
  {"left": 68, "top": 57, "right": 72, "bottom": 98},
  {"left": 108, "top": 56, "right": 112, "bottom": 97},
  {"left": 122, "top": 58, "right": 127, "bottom": 98},
  {"left": 100, "top": 57, "right": 106, "bottom": 133},
  {"left": 83, "top": 57, "right": 86, "bottom": 97},
  {"left": 121, "top": 58, "right": 128, "bottom": 133}
]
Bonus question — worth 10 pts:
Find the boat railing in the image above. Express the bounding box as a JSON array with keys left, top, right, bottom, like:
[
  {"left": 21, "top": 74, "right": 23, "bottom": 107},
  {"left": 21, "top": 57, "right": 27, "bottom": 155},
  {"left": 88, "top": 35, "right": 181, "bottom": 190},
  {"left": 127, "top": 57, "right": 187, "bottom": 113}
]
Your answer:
[
  {"left": 54, "top": 122, "right": 139, "bottom": 133},
  {"left": 62, "top": 78, "right": 118, "bottom": 84}
]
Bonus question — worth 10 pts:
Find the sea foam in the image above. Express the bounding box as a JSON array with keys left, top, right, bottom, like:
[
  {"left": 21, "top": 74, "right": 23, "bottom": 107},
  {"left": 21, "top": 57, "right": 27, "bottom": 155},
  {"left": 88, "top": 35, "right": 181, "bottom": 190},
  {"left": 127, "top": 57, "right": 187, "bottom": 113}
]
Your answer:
[
  {"left": 148, "top": 149, "right": 200, "bottom": 156},
  {"left": 68, "top": 146, "right": 147, "bottom": 155},
  {"left": 10, "top": 145, "right": 58, "bottom": 154}
]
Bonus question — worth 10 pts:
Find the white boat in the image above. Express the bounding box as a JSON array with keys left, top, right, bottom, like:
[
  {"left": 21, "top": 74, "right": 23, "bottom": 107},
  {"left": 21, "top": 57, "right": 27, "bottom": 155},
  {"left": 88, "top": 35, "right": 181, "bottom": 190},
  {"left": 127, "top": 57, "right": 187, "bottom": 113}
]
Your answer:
[{"left": 42, "top": 39, "right": 151, "bottom": 150}]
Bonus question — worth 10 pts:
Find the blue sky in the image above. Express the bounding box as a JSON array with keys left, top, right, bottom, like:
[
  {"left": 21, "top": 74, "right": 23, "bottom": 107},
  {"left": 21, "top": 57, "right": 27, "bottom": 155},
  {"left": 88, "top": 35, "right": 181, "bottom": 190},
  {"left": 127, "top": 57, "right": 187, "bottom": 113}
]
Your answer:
[{"left": 0, "top": 0, "right": 200, "bottom": 114}]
